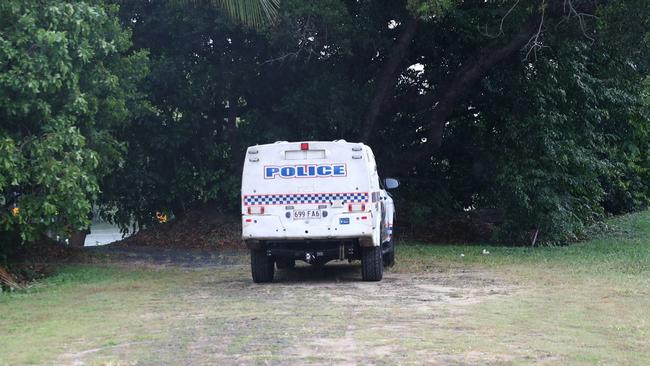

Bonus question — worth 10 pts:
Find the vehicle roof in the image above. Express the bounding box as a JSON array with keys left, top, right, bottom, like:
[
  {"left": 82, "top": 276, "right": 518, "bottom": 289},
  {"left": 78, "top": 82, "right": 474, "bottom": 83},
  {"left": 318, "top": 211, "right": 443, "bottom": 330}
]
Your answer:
[{"left": 248, "top": 140, "right": 366, "bottom": 149}]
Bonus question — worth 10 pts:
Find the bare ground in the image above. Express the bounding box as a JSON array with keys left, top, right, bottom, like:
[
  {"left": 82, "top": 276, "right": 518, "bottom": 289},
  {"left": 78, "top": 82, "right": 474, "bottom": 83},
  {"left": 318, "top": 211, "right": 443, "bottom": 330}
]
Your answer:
[
  {"left": 50, "top": 247, "right": 520, "bottom": 366},
  {"left": 7, "top": 212, "right": 650, "bottom": 365},
  {"left": 6, "top": 242, "right": 647, "bottom": 365}
]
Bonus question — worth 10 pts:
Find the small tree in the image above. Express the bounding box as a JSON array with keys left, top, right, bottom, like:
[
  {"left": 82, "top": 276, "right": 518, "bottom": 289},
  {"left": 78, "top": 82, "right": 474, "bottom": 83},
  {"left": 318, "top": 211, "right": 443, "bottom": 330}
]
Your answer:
[{"left": 0, "top": 0, "right": 149, "bottom": 255}]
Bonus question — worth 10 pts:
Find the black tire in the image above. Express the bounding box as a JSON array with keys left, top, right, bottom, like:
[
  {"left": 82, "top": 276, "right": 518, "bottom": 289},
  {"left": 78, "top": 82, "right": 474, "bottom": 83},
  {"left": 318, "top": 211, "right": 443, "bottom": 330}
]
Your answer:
[
  {"left": 383, "top": 240, "right": 395, "bottom": 268},
  {"left": 276, "top": 258, "right": 295, "bottom": 270},
  {"left": 361, "top": 245, "right": 383, "bottom": 281},
  {"left": 251, "top": 249, "right": 274, "bottom": 283}
]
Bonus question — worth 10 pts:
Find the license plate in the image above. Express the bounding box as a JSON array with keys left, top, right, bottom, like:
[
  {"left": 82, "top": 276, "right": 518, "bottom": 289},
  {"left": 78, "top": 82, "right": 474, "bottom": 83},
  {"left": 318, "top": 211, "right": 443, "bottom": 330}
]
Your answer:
[{"left": 293, "top": 209, "right": 321, "bottom": 220}]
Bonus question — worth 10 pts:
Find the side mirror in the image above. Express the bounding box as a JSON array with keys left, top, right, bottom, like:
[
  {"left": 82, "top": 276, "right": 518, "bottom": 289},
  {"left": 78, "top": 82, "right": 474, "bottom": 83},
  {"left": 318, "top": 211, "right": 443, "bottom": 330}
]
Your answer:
[{"left": 384, "top": 178, "right": 399, "bottom": 190}]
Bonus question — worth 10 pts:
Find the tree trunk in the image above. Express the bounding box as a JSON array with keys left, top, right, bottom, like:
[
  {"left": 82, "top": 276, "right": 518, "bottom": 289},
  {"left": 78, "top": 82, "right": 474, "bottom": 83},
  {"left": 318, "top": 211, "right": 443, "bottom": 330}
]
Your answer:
[
  {"left": 68, "top": 229, "right": 89, "bottom": 247},
  {"left": 418, "top": 0, "right": 607, "bottom": 158},
  {"left": 227, "top": 97, "right": 245, "bottom": 175},
  {"left": 361, "top": 17, "right": 418, "bottom": 143},
  {"left": 424, "top": 13, "right": 540, "bottom": 150},
  {"left": 399, "top": 0, "right": 606, "bottom": 168}
]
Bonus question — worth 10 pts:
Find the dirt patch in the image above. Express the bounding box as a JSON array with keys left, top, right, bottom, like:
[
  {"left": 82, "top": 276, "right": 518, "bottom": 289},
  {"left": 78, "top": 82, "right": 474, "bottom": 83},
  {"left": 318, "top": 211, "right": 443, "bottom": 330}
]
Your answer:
[
  {"left": 8, "top": 236, "right": 90, "bottom": 263},
  {"left": 270, "top": 265, "right": 511, "bottom": 307},
  {"left": 85, "top": 245, "right": 247, "bottom": 267},
  {"left": 268, "top": 266, "right": 515, "bottom": 365},
  {"left": 111, "top": 210, "right": 244, "bottom": 250},
  {"left": 52, "top": 256, "right": 518, "bottom": 365}
]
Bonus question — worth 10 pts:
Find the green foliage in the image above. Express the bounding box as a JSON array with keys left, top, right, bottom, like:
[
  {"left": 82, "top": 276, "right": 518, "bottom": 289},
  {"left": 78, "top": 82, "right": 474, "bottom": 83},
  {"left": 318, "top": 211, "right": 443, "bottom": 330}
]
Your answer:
[
  {"left": 479, "top": 43, "right": 614, "bottom": 242},
  {"left": 5, "top": 0, "right": 646, "bottom": 246},
  {"left": 102, "top": 0, "right": 378, "bottom": 230},
  {"left": 184, "top": 0, "right": 280, "bottom": 28},
  {"left": 407, "top": 0, "right": 455, "bottom": 19},
  {"left": 0, "top": 0, "right": 148, "bottom": 253},
  {"left": 101, "top": 2, "right": 263, "bottom": 230},
  {"left": 104, "top": 0, "right": 650, "bottom": 244},
  {"left": 389, "top": 0, "right": 650, "bottom": 243}
]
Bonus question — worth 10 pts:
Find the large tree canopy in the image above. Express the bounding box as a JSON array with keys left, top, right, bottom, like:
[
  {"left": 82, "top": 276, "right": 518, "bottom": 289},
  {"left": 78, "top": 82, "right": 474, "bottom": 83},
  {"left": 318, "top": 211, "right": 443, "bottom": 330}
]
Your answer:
[
  {"left": 103, "top": 0, "right": 649, "bottom": 243},
  {"left": 2, "top": 0, "right": 649, "bottom": 249},
  {"left": 0, "top": 0, "right": 148, "bottom": 253}
]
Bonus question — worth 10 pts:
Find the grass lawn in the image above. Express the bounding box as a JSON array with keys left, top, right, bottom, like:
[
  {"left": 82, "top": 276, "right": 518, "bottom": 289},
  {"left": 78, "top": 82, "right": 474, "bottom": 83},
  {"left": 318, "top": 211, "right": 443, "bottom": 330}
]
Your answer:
[
  {"left": 393, "top": 211, "right": 650, "bottom": 365},
  {"left": 1, "top": 211, "right": 649, "bottom": 365}
]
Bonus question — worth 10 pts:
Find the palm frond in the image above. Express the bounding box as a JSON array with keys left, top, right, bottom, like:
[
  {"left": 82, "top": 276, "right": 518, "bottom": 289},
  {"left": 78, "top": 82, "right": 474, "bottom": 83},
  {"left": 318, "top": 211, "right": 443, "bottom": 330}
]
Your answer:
[{"left": 192, "top": 0, "right": 280, "bottom": 28}]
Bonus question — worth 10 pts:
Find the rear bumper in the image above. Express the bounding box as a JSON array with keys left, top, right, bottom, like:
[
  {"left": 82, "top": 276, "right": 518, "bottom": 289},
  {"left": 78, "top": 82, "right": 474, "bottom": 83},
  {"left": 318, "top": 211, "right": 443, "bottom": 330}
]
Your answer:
[
  {"left": 255, "top": 239, "right": 357, "bottom": 261},
  {"left": 245, "top": 238, "right": 392, "bottom": 264}
]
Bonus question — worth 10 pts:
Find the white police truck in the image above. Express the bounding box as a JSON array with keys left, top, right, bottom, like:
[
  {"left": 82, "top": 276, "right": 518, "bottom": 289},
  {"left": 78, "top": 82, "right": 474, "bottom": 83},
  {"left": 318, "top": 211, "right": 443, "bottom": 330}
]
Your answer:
[{"left": 242, "top": 140, "right": 398, "bottom": 282}]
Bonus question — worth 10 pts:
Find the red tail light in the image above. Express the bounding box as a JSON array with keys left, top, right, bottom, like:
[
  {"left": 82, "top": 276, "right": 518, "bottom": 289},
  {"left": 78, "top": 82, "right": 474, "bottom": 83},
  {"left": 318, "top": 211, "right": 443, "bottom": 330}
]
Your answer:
[
  {"left": 348, "top": 203, "right": 365, "bottom": 212},
  {"left": 247, "top": 206, "right": 265, "bottom": 215},
  {"left": 300, "top": 142, "right": 309, "bottom": 150}
]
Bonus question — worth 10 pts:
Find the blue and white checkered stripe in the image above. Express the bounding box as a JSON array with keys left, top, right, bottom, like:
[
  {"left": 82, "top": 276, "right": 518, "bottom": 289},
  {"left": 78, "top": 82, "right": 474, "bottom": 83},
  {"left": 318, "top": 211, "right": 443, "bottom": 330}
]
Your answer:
[{"left": 244, "top": 192, "right": 368, "bottom": 206}]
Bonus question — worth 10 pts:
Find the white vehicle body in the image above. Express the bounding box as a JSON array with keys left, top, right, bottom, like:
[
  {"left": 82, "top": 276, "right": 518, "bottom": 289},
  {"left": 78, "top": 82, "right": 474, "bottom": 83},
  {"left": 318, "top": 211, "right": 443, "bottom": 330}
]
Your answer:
[{"left": 241, "top": 140, "right": 397, "bottom": 282}]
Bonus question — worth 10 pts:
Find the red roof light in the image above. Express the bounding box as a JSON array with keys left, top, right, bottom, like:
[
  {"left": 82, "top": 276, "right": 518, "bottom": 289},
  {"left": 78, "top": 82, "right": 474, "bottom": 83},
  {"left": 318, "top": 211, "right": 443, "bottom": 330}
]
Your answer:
[{"left": 300, "top": 142, "right": 309, "bottom": 151}]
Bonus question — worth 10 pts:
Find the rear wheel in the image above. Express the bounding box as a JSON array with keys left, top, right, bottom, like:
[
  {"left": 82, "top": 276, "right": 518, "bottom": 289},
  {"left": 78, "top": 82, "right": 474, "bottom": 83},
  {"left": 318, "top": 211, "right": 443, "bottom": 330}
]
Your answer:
[
  {"left": 383, "top": 240, "right": 395, "bottom": 267},
  {"left": 276, "top": 258, "right": 295, "bottom": 270},
  {"left": 251, "top": 249, "right": 274, "bottom": 283},
  {"left": 361, "top": 246, "right": 383, "bottom": 281}
]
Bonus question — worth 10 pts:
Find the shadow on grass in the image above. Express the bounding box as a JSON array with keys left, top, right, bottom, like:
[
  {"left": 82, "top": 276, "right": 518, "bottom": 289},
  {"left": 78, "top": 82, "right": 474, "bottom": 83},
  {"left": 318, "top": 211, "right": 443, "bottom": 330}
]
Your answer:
[{"left": 273, "top": 262, "right": 363, "bottom": 283}]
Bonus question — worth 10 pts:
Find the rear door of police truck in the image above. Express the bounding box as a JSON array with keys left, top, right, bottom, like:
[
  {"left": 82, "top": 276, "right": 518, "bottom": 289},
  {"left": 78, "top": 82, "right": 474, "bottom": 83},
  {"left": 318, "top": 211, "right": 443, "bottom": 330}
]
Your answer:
[{"left": 241, "top": 141, "right": 373, "bottom": 241}]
